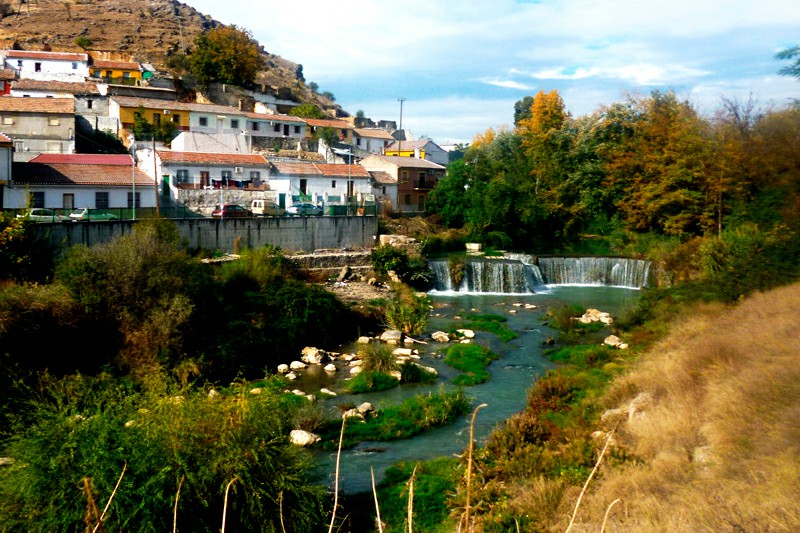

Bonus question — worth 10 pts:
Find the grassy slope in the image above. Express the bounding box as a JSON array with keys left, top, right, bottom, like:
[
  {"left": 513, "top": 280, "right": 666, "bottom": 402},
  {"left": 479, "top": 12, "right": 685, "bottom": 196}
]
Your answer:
[{"left": 499, "top": 282, "right": 800, "bottom": 531}]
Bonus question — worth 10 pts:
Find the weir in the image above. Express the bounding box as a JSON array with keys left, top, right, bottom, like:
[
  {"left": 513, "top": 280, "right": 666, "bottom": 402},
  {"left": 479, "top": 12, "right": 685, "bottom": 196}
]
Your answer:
[{"left": 429, "top": 255, "right": 651, "bottom": 293}]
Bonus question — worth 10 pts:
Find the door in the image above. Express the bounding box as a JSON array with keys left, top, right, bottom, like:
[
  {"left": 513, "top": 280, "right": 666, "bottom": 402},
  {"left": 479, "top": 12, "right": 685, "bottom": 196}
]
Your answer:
[
  {"left": 278, "top": 193, "right": 286, "bottom": 209},
  {"left": 63, "top": 193, "right": 74, "bottom": 211},
  {"left": 200, "top": 171, "right": 209, "bottom": 188},
  {"left": 162, "top": 175, "right": 170, "bottom": 196},
  {"left": 417, "top": 194, "right": 426, "bottom": 212},
  {"left": 283, "top": 124, "right": 289, "bottom": 136}
]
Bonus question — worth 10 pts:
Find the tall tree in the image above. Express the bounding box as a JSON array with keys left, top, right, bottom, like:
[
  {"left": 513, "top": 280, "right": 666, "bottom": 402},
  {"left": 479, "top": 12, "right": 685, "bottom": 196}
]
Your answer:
[
  {"left": 513, "top": 95, "right": 535, "bottom": 126},
  {"left": 190, "top": 26, "right": 264, "bottom": 87},
  {"left": 776, "top": 44, "right": 800, "bottom": 79}
]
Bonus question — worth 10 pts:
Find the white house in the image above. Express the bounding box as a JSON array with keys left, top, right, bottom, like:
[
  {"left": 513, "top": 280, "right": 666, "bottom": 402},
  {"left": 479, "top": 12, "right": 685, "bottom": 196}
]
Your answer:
[
  {"left": 3, "top": 153, "right": 155, "bottom": 211},
  {"left": 3, "top": 50, "right": 89, "bottom": 82},
  {"left": 353, "top": 128, "right": 395, "bottom": 155},
  {"left": 385, "top": 139, "right": 450, "bottom": 166},
  {"left": 244, "top": 110, "right": 305, "bottom": 141},
  {"left": 154, "top": 150, "right": 269, "bottom": 198},
  {"left": 268, "top": 160, "right": 372, "bottom": 208}
]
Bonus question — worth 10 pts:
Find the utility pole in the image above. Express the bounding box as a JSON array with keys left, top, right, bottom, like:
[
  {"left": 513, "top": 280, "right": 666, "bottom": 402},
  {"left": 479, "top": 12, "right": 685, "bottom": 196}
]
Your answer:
[{"left": 397, "top": 97, "right": 405, "bottom": 155}]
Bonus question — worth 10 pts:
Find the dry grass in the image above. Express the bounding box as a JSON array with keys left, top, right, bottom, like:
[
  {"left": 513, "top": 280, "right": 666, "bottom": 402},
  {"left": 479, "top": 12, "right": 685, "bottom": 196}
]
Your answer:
[{"left": 561, "top": 282, "right": 800, "bottom": 531}]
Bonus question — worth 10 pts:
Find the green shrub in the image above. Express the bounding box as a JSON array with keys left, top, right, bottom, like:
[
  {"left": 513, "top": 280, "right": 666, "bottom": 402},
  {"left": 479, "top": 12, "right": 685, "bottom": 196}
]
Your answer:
[
  {"left": 371, "top": 244, "right": 410, "bottom": 275},
  {"left": 399, "top": 360, "right": 438, "bottom": 384},
  {"left": 347, "top": 370, "right": 399, "bottom": 394},
  {"left": 444, "top": 344, "right": 498, "bottom": 386},
  {"left": 384, "top": 287, "right": 430, "bottom": 335},
  {"left": 448, "top": 254, "right": 466, "bottom": 287},
  {"left": 359, "top": 342, "right": 397, "bottom": 374},
  {"left": 459, "top": 313, "right": 518, "bottom": 342}
]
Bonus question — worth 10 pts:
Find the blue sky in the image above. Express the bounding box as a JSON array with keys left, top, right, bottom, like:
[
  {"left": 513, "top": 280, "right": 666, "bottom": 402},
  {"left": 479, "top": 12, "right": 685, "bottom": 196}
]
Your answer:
[{"left": 188, "top": 0, "right": 799, "bottom": 145}]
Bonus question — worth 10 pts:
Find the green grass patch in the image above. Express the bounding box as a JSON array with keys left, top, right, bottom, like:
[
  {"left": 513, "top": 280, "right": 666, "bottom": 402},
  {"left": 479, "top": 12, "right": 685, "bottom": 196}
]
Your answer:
[
  {"left": 444, "top": 343, "right": 499, "bottom": 386},
  {"left": 399, "top": 360, "right": 439, "bottom": 384},
  {"left": 458, "top": 313, "right": 518, "bottom": 342},
  {"left": 320, "top": 388, "right": 471, "bottom": 449},
  {"left": 346, "top": 370, "right": 399, "bottom": 394}
]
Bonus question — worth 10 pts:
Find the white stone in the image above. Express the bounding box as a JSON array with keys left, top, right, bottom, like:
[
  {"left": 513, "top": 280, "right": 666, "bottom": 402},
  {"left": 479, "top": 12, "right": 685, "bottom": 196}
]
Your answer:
[
  {"left": 249, "top": 388, "right": 262, "bottom": 395},
  {"left": 357, "top": 336, "right": 372, "bottom": 344},
  {"left": 324, "top": 363, "right": 337, "bottom": 372},
  {"left": 277, "top": 364, "right": 289, "bottom": 374},
  {"left": 509, "top": 309, "right": 517, "bottom": 314},
  {"left": 290, "top": 360, "right": 307, "bottom": 370},
  {"left": 380, "top": 329, "right": 403, "bottom": 343},
  {"left": 403, "top": 337, "right": 415, "bottom": 345},
  {"left": 618, "top": 343, "right": 629, "bottom": 350},
  {"left": 124, "top": 420, "right": 136, "bottom": 428},
  {"left": 457, "top": 329, "right": 476, "bottom": 339},
  {"left": 301, "top": 347, "right": 327, "bottom": 365},
  {"left": 320, "top": 388, "right": 337, "bottom": 397},
  {"left": 357, "top": 402, "right": 375, "bottom": 414},
  {"left": 349, "top": 359, "right": 363, "bottom": 367},
  {"left": 460, "top": 339, "right": 472, "bottom": 344},
  {"left": 289, "top": 429, "right": 320, "bottom": 447},
  {"left": 291, "top": 389, "right": 306, "bottom": 396},
  {"left": 207, "top": 389, "right": 218, "bottom": 398},
  {"left": 525, "top": 304, "right": 537, "bottom": 309},
  {"left": 343, "top": 408, "right": 365, "bottom": 421},
  {"left": 604, "top": 335, "right": 622, "bottom": 348},
  {"left": 285, "top": 372, "right": 298, "bottom": 381},
  {"left": 350, "top": 366, "right": 362, "bottom": 375},
  {"left": 431, "top": 331, "right": 450, "bottom": 343},
  {"left": 393, "top": 348, "right": 413, "bottom": 357},
  {"left": 389, "top": 370, "right": 402, "bottom": 380},
  {"left": 340, "top": 353, "right": 358, "bottom": 362}
]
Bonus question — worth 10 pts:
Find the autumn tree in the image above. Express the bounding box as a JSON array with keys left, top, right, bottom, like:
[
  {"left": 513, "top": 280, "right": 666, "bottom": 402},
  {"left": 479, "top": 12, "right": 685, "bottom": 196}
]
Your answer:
[{"left": 190, "top": 26, "right": 264, "bottom": 87}]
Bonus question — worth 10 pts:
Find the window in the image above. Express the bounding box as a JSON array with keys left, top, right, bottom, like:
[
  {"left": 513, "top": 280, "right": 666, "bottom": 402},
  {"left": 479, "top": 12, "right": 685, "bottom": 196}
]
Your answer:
[
  {"left": 273, "top": 123, "right": 281, "bottom": 133},
  {"left": 172, "top": 113, "right": 180, "bottom": 124},
  {"left": 299, "top": 178, "right": 307, "bottom": 195},
  {"left": 63, "top": 194, "right": 74, "bottom": 210},
  {"left": 95, "top": 192, "right": 109, "bottom": 209},
  {"left": 199, "top": 116, "right": 208, "bottom": 127},
  {"left": 418, "top": 195, "right": 426, "bottom": 211},
  {"left": 16, "top": 60, "right": 22, "bottom": 69},
  {"left": 176, "top": 169, "right": 189, "bottom": 183},
  {"left": 251, "top": 122, "right": 259, "bottom": 131},
  {"left": 34, "top": 62, "right": 41, "bottom": 72},
  {"left": 86, "top": 99, "right": 93, "bottom": 109},
  {"left": 331, "top": 180, "right": 336, "bottom": 188},
  {"left": 127, "top": 192, "right": 141, "bottom": 209},
  {"left": 48, "top": 117, "right": 60, "bottom": 126},
  {"left": 72, "top": 62, "right": 77, "bottom": 70},
  {"left": 294, "top": 125, "right": 301, "bottom": 134},
  {"left": 230, "top": 119, "right": 240, "bottom": 129},
  {"left": 250, "top": 171, "right": 260, "bottom": 180},
  {"left": 2, "top": 116, "right": 13, "bottom": 125},
  {"left": 400, "top": 171, "right": 409, "bottom": 183},
  {"left": 123, "top": 72, "right": 130, "bottom": 78},
  {"left": 31, "top": 192, "right": 45, "bottom": 208},
  {"left": 221, "top": 170, "right": 232, "bottom": 184},
  {"left": 356, "top": 138, "right": 361, "bottom": 146},
  {"left": 404, "top": 194, "right": 412, "bottom": 205}
]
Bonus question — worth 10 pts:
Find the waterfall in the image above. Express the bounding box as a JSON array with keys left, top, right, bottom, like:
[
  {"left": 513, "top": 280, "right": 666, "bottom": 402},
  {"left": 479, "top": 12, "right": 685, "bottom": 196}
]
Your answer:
[
  {"left": 429, "top": 259, "right": 539, "bottom": 294},
  {"left": 429, "top": 255, "right": 651, "bottom": 293}
]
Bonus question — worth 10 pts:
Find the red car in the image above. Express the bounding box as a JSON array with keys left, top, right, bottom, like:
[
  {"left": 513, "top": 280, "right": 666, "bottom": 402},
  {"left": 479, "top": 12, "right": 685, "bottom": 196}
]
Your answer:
[{"left": 211, "top": 204, "right": 252, "bottom": 218}]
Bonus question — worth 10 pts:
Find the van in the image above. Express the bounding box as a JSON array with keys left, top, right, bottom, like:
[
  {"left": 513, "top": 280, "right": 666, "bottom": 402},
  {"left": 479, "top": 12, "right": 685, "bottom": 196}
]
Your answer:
[{"left": 251, "top": 199, "right": 285, "bottom": 217}]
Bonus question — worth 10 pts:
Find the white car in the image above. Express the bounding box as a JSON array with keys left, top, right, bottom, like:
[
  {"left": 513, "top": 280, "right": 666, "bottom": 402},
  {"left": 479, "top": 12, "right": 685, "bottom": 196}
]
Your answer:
[
  {"left": 69, "top": 208, "right": 119, "bottom": 221},
  {"left": 16, "top": 208, "right": 69, "bottom": 222}
]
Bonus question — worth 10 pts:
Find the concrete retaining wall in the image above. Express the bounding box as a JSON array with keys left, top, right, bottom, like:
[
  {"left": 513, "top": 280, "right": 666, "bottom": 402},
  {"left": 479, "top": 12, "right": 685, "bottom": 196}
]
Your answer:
[{"left": 35, "top": 216, "right": 379, "bottom": 254}]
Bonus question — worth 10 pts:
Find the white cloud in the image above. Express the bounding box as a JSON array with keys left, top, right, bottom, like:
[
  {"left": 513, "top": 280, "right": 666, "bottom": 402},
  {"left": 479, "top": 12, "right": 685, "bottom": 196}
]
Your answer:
[{"left": 480, "top": 79, "right": 537, "bottom": 90}]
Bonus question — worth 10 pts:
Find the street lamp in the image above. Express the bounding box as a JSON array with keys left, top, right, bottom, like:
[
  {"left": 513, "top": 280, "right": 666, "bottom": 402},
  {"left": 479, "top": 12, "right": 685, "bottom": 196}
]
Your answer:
[{"left": 128, "top": 134, "right": 136, "bottom": 220}]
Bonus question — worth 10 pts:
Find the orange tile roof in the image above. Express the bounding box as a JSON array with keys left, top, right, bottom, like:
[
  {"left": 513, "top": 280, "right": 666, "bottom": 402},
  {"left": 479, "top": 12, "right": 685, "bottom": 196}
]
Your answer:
[
  {"left": 315, "top": 164, "right": 370, "bottom": 178},
  {"left": 270, "top": 161, "right": 322, "bottom": 175},
  {"left": 12, "top": 79, "right": 100, "bottom": 94},
  {"left": 157, "top": 151, "right": 268, "bottom": 165},
  {"left": 5, "top": 50, "right": 87, "bottom": 62},
  {"left": 30, "top": 154, "right": 132, "bottom": 165},
  {"left": 363, "top": 154, "right": 445, "bottom": 169},
  {"left": 92, "top": 59, "right": 140, "bottom": 70},
  {"left": 302, "top": 118, "right": 353, "bottom": 129},
  {"left": 12, "top": 162, "right": 154, "bottom": 187},
  {"left": 0, "top": 132, "right": 12, "bottom": 143},
  {"left": 0, "top": 96, "right": 74, "bottom": 113}
]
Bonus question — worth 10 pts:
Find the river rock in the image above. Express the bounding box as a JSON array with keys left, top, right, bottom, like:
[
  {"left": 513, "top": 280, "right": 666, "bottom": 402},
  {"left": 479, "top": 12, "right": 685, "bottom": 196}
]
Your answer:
[
  {"left": 579, "top": 308, "right": 614, "bottom": 325},
  {"left": 604, "top": 335, "right": 622, "bottom": 348},
  {"left": 618, "top": 343, "right": 629, "bottom": 350},
  {"left": 324, "top": 363, "right": 337, "bottom": 372},
  {"left": 389, "top": 370, "right": 402, "bottom": 380},
  {"left": 249, "top": 388, "right": 262, "bottom": 395},
  {"left": 290, "top": 429, "right": 320, "bottom": 447},
  {"left": 337, "top": 265, "right": 352, "bottom": 282},
  {"left": 290, "top": 360, "right": 307, "bottom": 370},
  {"left": 0, "top": 457, "right": 15, "bottom": 467},
  {"left": 460, "top": 339, "right": 472, "bottom": 344},
  {"left": 207, "top": 389, "right": 219, "bottom": 398},
  {"left": 277, "top": 363, "right": 289, "bottom": 374},
  {"left": 349, "top": 366, "right": 362, "bottom": 375},
  {"left": 285, "top": 372, "right": 298, "bottom": 381},
  {"left": 457, "top": 329, "right": 475, "bottom": 339},
  {"left": 320, "top": 388, "right": 337, "bottom": 397},
  {"left": 291, "top": 389, "right": 306, "bottom": 396},
  {"left": 357, "top": 402, "right": 375, "bottom": 414},
  {"left": 393, "top": 347, "right": 413, "bottom": 357},
  {"left": 431, "top": 331, "right": 450, "bottom": 343},
  {"left": 343, "top": 408, "right": 365, "bottom": 421},
  {"left": 301, "top": 347, "right": 327, "bottom": 365},
  {"left": 416, "top": 364, "right": 438, "bottom": 376},
  {"left": 380, "top": 330, "right": 403, "bottom": 343},
  {"left": 340, "top": 353, "right": 358, "bottom": 362},
  {"left": 357, "top": 336, "right": 372, "bottom": 344},
  {"left": 349, "top": 359, "right": 363, "bottom": 367}
]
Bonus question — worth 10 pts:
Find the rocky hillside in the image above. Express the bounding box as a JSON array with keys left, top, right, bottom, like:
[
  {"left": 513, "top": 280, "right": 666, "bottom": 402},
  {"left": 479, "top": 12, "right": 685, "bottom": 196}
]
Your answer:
[{"left": 0, "top": 0, "right": 335, "bottom": 110}]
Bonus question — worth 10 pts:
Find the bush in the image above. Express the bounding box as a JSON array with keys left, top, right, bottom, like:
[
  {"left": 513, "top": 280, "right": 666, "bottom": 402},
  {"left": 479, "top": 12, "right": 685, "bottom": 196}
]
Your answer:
[
  {"left": 399, "top": 360, "right": 438, "bottom": 384},
  {"left": 371, "top": 244, "right": 410, "bottom": 276},
  {"left": 384, "top": 286, "right": 430, "bottom": 335},
  {"left": 347, "top": 370, "right": 400, "bottom": 394},
  {"left": 359, "top": 341, "right": 397, "bottom": 374},
  {"left": 444, "top": 344, "right": 498, "bottom": 386}
]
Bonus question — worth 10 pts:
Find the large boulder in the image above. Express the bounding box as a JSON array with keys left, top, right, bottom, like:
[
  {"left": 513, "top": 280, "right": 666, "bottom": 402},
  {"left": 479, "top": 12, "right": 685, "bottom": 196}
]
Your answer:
[
  {"left": 357, "top": 402, "right": 375, "bottom": 415},
  {"left": 357, "top": 336, "right": 372, "bottom": 344},
  {"left": 290, "top": 430, "right": 320, "bottom": 447},
  {"left": 277, "top": 364, "right": 289, "bottom": 374},
  {"left": 337, "top": 265, "right": 352, "bottom": 282},
  {"left": 324, "top": 363, "right": 337, "bottom": 373},
  {"left": 301, "top": 347, "right": 327, "bottom": 365},
  {"left": 290, "top": 360, "right": 307, "bottom": 370},
  {"left": 431, "top": 331, "right": 450, "bottom": 343},
  {"left": 393, "top": 347, "right": 413, "bottom": 357},
  {"left": 380, "top": 330, "right": 403, "bottom": 343}
]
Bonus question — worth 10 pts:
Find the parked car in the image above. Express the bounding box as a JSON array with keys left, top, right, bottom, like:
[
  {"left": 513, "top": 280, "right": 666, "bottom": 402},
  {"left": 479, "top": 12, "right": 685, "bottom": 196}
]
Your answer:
[
  {"left": 69, "top": 208, "right": 119, "bottom": 221},
  {"left": 16, "top": 208, "right": 69, "bottom": 222},
  {"left": 211, "top": 204, "right": 252, "bottom": 218},
  {"left": 286, "top": 203, "right": 323, "bottom": 216},
  {"left": 250, "top": 199, "right": 286, "bottom": 217}
]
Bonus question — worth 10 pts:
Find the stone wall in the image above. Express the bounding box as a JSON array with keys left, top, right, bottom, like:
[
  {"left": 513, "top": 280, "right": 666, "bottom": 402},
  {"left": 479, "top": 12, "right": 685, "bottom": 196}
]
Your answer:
[{"left": 35, "top": 216, "right": 379, "bottom": 255}]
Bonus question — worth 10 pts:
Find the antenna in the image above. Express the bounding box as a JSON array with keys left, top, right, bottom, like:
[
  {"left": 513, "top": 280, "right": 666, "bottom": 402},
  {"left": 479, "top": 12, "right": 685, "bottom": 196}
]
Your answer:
[{"left": 397, "top": 97, "right": 405, "bottom": 155}]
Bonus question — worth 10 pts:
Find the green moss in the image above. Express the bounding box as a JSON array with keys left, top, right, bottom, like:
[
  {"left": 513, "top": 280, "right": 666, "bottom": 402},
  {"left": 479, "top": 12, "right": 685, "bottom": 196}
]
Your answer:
[
  {"left": 444, "top": 344, "right": 499, "bottom": 385},
  {"left": 346, "top": 371, "right": 399, "bottom": 394},
  {"left": 457, "top": 313, "right": 519, "bottom": 342}
]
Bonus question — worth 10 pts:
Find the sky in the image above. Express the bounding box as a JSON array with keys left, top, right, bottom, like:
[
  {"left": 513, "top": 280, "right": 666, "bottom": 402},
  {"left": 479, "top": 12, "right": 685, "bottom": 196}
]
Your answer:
[{"left": 186, "top": 0, "right": 799, "bottom": 145}]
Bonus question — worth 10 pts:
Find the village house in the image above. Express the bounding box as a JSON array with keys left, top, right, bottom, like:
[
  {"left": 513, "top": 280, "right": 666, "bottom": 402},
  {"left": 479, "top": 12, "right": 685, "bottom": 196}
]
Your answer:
[
  {"left": 2, "top": 50, "right": 89, "bottom": 82},
  {"left": 384, "top": 138, "right": 450, "bottom": 166},
  {"left": 359, "top": 154, "right": 445, "bottom": 214},
  {"left": 353, "top": 128, "right": 395, "bottom": 155},
  {"left": 0, "top": 97, "right": 75, "bottom": 159},
  {"left": 268, "top": 160, "right": 373, "bottom": 210},
  {"left": 2, "top": 153, "right": 155, "bottom": 211},
  {"left": 89, "top": 59, "right": 142, "bottom": 85},
  {"left": 0, "top": 69, "right": 13, "bottom": 96},
  {"left": 244, "top": 109, "right": 305, "bottom": 144},
  {"left": 368, "top": 170, "right": 398, "bottom": 215}
]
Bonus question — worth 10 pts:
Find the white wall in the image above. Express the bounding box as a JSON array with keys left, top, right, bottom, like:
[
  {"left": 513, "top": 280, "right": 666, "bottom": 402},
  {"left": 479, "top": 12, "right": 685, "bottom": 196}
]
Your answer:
[
  {"left": 5, "top": 58, "right": 89, "bottom": 82},
  {"left": 3, "top": 186, "right": 156, "bottom": 209}
]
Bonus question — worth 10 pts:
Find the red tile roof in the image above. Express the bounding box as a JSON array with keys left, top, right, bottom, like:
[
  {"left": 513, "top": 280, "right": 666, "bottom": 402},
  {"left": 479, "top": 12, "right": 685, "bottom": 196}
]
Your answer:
[
  {"left": 362, "top": 154, "right": 445, "bottom": 169},
  {"left": 0, "top": 96, "right": 74, "bottom": 113},
  {"left": 0, "top": 132, "right": 12, "bottom": 143},
  {"left": 270, "top": 161, "right": 322, "bottom": 175},
  {"left": 385, "top": 139, "right": 435, "bottom": 151},
  {"left": 12, "top": 162, "right": 154, "bottom": 187},
  {"left": 354, "top": 128, "right": 395, "bottom": 140},
  {"left": 302, "top": 118, "right": 353, "bottom": 129},
  {"left": 30, "top": 154, "right": 133, "bottom": 165},
  {"left": 157, "top": 151, "right": 268, "bottom": 165},
  {"left": 91, "top": 59, "right": 140, "bottom": 71},
  {"left": 112, "top": 96, "right": 241, "bottom": 115},
  {"left": 243, "top": 112, "right": 305, "bottom": 123},
  {"left": 5, "top": 50, "right": 87, "bottom": 62},
  {"left": 12, "top": 79, "right": 100, "bottom": 94},
  {"left": 315, "top": 164, "right": 370, "bottom": 178}
]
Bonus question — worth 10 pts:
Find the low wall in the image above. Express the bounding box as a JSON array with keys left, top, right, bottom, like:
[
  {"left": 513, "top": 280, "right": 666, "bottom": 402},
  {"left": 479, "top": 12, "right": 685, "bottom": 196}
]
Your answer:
[{"left": 35, "top": 216, "right": 379, "bottom": 254}]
